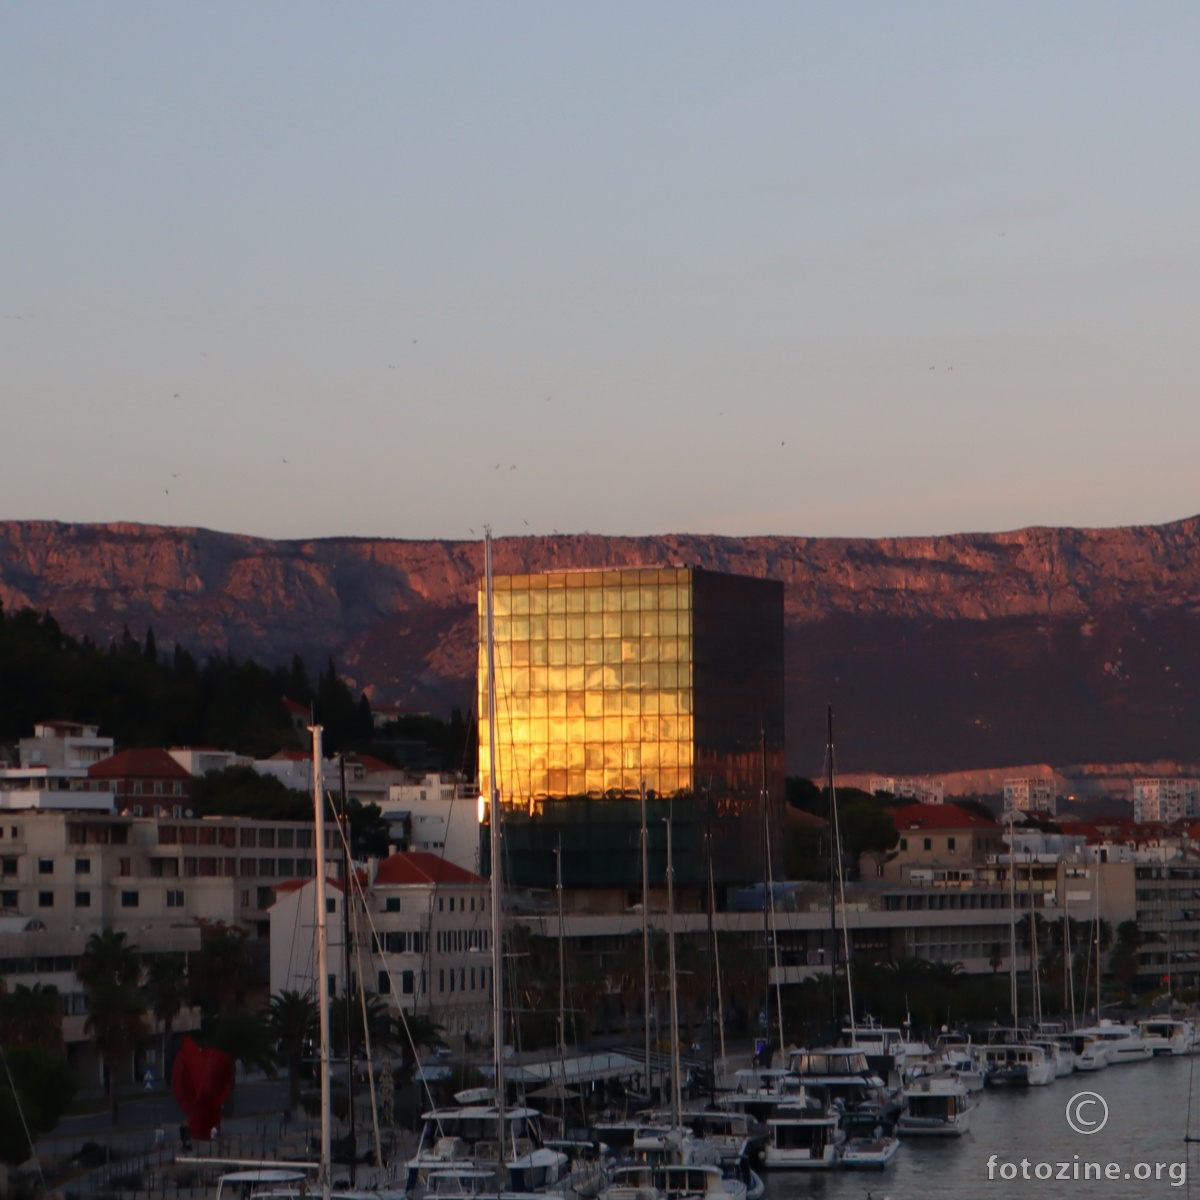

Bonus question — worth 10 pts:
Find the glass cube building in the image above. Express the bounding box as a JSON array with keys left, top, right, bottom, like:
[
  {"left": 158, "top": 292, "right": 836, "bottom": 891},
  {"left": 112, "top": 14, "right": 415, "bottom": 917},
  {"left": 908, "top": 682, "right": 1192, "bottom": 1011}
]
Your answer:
[{"left": 478, "top": 567, "right": 784, "bottom": 892}]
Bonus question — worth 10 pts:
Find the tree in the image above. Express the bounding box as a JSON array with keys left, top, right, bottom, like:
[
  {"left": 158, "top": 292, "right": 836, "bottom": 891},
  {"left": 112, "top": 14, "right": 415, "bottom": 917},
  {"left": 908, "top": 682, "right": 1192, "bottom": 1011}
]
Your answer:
[
  {"left": 206, "top": 1009, "right": 277, "bottom": 1080},
  {"left": 144, "top": 954, "right": 189, "bottom": 1084},
  {"left": 1110, "top": 920, "right": 1143, "bottom": 997},
  {"left": 331, "top": 991, "right": 396, "bottom": 1059},
  {"left": 394, "top": 1013, "right": 446, "bottom": 1075},
  {"left": 0, "top": 982, "right": 64, "bottom": 1049},
  {"left": 85, "top": 984, "right": 149, "bottom": 1117},
  {"left": 0, "top": 1046, "right": 76, "bottom": 1167},
  {"left": 189, "top": 928, "right": 253, "bottom": 1016},
  {"left": 78, "top": 929, "right": 141, "bottom": 992},
  {"left": 268, "top": 990, "right": 317, "bottom": 1114}
]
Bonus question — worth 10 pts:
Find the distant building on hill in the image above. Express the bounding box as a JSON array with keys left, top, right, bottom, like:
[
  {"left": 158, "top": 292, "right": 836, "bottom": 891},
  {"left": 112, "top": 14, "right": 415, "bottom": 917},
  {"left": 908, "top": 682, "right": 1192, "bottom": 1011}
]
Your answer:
[
  {"left": 869, "top": 776, "right": 944, "bottom": 804},
  {"left": 1003, "top": 777, "right": 1057, "bottom": 816},
  {"left": 1133, "top": 778, "right": 1200, "bottom": 823}
]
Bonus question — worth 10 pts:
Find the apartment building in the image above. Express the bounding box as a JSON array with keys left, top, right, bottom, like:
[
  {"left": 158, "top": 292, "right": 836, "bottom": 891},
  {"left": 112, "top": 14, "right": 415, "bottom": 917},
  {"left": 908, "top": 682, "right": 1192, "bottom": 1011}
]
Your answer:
[
  {"left": 1132, "top": 778, "right": 1200, "bottom": 824},
  {"left": 0, "top": 721, "right": 116, "bottom": 812},
  {"left": 381, "top": 773, "right": 481, "bottom": 872},
  {"left": 269, "top": 852, "right": 492, "bottom": 1043},
  {"left": 1003, "top": 777, "right": 1058, "bottom": 816},
  {"left": 869, "top": 776, "right": 945, "bottom": 805},
  {"left": 865, "top": 803, "right": 1006, "bottom": 884}
]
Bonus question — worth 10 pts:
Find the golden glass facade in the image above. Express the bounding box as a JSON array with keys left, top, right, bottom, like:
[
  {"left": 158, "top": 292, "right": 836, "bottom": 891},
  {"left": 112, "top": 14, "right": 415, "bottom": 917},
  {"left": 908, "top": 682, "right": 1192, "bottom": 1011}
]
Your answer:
[
  {"left": 479, "top": 568, "right": 696, "bottom": 803},
  {"left": 478, "top": 567, "right": 785, "bottom": 889}
]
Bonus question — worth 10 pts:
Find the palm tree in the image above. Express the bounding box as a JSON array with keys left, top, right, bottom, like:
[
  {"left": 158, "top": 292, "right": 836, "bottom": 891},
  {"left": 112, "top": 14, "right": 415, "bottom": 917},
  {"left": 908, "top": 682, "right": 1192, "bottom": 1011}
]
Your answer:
[
  {"left": 78, "top": 929, "right": 141, "bottom": 991},
  {"left": 189, "top": 929, "right": 252, "bottom": 1017},
  {"left": 78, "top": 929, "right": 145, "bottom": 1116},
  {"left": 207, "top": 1009, "right": 277, "bottom": 1082},
  {"left": 143, "top": 954, "right": 189, "bottom": 1084},
  {"left": 395, "top": 1012, "right": 446, "bottom": 1075},
  {"left": 268, "top": 990, "right": 317, "bottom": 1114},
  {"left": 85, "top": 984, "right": 149, "bottom": 1118}
]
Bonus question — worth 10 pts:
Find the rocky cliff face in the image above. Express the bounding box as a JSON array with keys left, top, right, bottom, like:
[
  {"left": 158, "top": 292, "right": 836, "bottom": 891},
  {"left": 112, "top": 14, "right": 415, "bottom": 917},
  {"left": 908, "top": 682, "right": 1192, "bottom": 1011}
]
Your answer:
[{"left": 3, "top": 517, "right": 1200, "bottom": 775}]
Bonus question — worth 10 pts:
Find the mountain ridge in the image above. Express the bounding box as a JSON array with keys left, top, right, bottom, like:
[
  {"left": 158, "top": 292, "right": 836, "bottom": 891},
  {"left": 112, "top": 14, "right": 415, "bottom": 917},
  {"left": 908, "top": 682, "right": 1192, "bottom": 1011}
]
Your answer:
[{"left": 3, "top": 516, "right": 1200, "bottom": 775}]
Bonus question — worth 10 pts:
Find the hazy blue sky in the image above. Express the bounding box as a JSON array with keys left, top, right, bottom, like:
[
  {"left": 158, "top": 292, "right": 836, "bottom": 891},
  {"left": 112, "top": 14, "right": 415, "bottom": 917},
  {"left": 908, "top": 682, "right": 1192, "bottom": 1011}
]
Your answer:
[{"left": 3, "top": 4, "right": 1198, "bottom": 542}]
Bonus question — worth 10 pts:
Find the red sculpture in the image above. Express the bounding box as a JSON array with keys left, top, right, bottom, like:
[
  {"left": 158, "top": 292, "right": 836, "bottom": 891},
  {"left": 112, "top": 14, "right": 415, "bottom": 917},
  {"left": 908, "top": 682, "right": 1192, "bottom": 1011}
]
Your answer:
[{"left": 171, "top": 1036, "right": 235, "bottom": 1138}]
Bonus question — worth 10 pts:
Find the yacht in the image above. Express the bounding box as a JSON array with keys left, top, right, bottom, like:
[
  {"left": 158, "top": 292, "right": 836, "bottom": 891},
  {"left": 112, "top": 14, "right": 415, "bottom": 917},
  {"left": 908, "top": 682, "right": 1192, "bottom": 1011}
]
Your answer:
[
  {"left": 717, "top": 1069, "right": 805, "bottom": 1120},
  {"left": 675, "top": 1110, "right": 765, "bottom": 1166},
  {"left": 601, "top": 1162, "right": 747, "bottom": 1200},
  {"left": 1138, "top": 1017, "right": 1194, "bottom": 1056},
  {"left": 1029, "top": 1038, "right": 1073, "bottom": 1077},
  {"left": 1078, "top": 1021, "right": 1153, "bottom": 1065},
  {"left": 896, "top": 1075, "right": 973, "bottom": 1137},
  {"left": 405, "top": 1104, "right": 568, "bottom": 1193},
  {"left": 1055, "top": 1030, "right": 1109, "bottom": 1072},
  {"left": 980, "top": 1042, "right": 1055, "bottom": 1087},
  {"left": 839, "top": 1134, "right": 900, "bottom": 1169},
  {"left": 761, "top": 1103, "right": 844, "bottom": 1170},
  {"left": 845, "top": 1024, "right": 904, "bottom": 1081},
  {"left": 931, "top": 1035, "right": 984, "bottom": 1091}
]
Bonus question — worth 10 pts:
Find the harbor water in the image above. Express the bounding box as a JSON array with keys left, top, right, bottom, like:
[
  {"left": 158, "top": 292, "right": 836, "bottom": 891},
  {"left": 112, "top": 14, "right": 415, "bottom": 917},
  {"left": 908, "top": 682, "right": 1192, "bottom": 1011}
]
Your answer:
[{"left": 760, "top": 1056, "right": 1200, "bottom": 1200}]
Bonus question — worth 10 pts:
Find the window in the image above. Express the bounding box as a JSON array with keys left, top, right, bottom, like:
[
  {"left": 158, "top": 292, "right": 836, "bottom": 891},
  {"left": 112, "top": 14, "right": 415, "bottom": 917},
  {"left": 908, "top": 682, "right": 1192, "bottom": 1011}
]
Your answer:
[
  {"left": 153, "top": 781, "right": 163, "bottom": 796},
  {"left": 75, "top": 890, "right": 91, "bottom": 907},
  {"left": 449, "top": 897, "right": 455, "bottom": 913},
  {"left": 258, "top": 859, "right": 276, "bottom": 877},
  {"left": 132, "top": 781, "right": 143, "bottom": 795},
  {"left": 172, "top": 782, "right": 183, "bottom": 796},
  {"left": 257, "top": 887, "right": 273, "bottom": 909},
  {"left": 259, "top": 829, "right": 275, "bottom": 849},
  {"left": 948, "top": 837, "right": 956, "bottom": 853},
  {"left": 385, "top": 897, "right": 400, "bottom": 913},
  {"left": 378, "top": 969, "right": 391, "bottom": 994},
  {"left": 37, "top": 891, "right": 53, "bottom": 908},
  {"left": 241, "top": 890, "right": 250, "bottom": 907},
  {"left": 278, "top": 829, "right": 294, "bottom": 849},
  {"left": 240, "top": 859, "right": 257, "bottom": 877},
  {"left": 296, "top": 829, "right": 313, "bottom": 849},
  {"left": 438, "top": 898, "right": 444, "bottom": 912},
  {"left": 75, "top": 858, "right": 90, "bottom": 874},
  {"left": 37, "top": 859, "right": 53, "bottom": 875},
  {"left": 899, "top": 838, "right": 908, "bottom": 851},
  {"left": 240, "top": 829, "right": 257, "bottom": 848},
  {"left": 402, "top": 970, "right": 414, "bottom": 995},
  {"left": 119, "top": 857, "right": 131, "bottom": 877},
  {"left": 121, "top": 890, "right": 139, "bottom": 907},
  {"left": 923, "top": 838, "right": 932, "bottom": 851},
  {"left": 277, "top": 859, "right": 295, "bottom": 878},
  {"left": 439, "top": 969, "right": 445, "bottom": 993},
  {"left": 326, "top": 897, "right": 336, "bottom": 914},
  {"left": 166, "top": 889, "right": 185, "bottom": 907},
  {"left": 0, "top": 892, "right": 14, "bottom": 908}
]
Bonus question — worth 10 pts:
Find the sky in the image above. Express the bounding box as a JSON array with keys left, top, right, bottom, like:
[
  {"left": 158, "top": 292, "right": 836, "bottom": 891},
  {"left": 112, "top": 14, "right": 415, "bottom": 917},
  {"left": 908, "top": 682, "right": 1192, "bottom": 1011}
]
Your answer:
[{"left": 3, "top": 3, "right": 1199, "bottom": 543}]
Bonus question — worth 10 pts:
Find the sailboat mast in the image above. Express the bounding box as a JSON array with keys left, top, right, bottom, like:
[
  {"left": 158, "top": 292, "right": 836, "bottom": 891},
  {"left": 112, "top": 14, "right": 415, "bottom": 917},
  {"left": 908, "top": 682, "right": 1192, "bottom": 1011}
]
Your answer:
[
  {"left": 762, "top": 729, "right": 784, "bottom": 1058},
  {"left": 310, "top": 725, "right": 332, "bottom": 1200},
  {"left": 640, "top": 780, "right": 652, "bottom": 1097},
  {"left": 484, "top": 531, "right": 506, "bottom": 1158},
  {"left": 1029, "top": 855, "right": 1041, "bottom": 1027},
  {"left": 556, "top": 840, "right": 567, "bottom": 1057},
  {"left": 339, "top": 756, "right": 356, "bottom": 1188},
  {"left": 1007, "top": 809, "right": 1019, "bottom": 1023},
  {"left": 826, "top": 706, "right": 837, "bottom": 1030},
  {"left": 707, "top": 846, "right": 727, "bottom": 1072},
  {"left": 827, "top": 707, "right": 857, "bottom": 1039},
  {"left": 665, "top": 809, "right": 682, "bottom": 1126}
]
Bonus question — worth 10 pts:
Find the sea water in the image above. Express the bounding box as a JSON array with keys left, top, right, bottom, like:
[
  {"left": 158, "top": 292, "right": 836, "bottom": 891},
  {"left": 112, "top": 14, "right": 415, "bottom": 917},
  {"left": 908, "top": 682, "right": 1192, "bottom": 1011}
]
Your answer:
[{"left": 761, "top": 1056, "right": 1200, "bottom": 1200}]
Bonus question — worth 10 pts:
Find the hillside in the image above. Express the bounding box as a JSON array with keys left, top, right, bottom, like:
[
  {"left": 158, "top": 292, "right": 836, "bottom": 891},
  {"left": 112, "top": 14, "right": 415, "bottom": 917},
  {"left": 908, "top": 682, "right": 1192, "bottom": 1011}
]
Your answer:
[{"left": 2, "top": 518, "right": 1200, "bottom": 775}]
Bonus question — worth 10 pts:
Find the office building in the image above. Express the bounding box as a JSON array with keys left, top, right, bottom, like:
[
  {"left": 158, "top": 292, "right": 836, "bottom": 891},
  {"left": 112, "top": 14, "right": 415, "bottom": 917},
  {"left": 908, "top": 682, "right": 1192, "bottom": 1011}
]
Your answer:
[{"left": 478, "top": 566, "right": 784, "bottom": 894}]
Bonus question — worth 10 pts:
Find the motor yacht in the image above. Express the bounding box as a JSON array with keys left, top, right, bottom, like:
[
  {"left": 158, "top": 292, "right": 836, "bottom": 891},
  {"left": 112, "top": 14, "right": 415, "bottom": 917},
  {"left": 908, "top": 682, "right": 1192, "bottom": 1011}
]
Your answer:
[
  {"left": 761, "top": 1102, "right": 844, "bottom": 1170},
  {"left": 1137, "top": 1017, "right": 1194, "bottom": 1056},
  {"left": 896, "top": 1075, "right": 973, "bottom": 1136},
  {"left": 980, "top": 1042, "right": 1055, "bottom": 1087}
]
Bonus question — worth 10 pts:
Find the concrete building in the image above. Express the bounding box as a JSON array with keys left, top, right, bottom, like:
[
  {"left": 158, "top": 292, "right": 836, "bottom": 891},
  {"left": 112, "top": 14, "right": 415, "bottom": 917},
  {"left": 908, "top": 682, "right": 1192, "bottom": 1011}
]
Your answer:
[
  {"left": 268, "top": 851, "right": 492, "bottom": 1042},
  {"left": 1132, "top": 778, "right": 1200, "bottom": 824},
  {"left": 381, "top": 773, "right": 481, "bottom": 872},
  {"left": 865, "top": 803, "right": 1006, "bottom": 885},
  {"left": 479, "top": 566, "right": 785, "bottom": 893},
  {"left": 168, "top": 747, "right": 252, "bottom": 777},
  {"left": 1003, "top": 777, "right": 1058, "bottom": 816},
  {"left": 0, "top": 722, "right": 117, "bottom": 812}
]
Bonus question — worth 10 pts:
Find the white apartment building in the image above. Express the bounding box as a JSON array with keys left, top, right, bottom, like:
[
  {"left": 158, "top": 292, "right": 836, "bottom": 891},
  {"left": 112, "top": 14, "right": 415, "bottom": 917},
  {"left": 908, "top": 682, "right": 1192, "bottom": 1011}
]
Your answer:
[
  {"left": 1133, "top": 778, "right": 1200, "bottom": 823},
  {"left": 168, "top": 747, "right": 252, "bottom": 776},
  {"left": 269, "top": 851, "right": 492, "bottom": 1043},
  {"left": 0, "top": 722, "right": 117, "bottom": 812},
  {"left": 381, "top": 774, "right": 481, "bottom": 873},
  {"left": 869, "top": 776, "right": 945, "bottom": 805},
  {"left": 1003, "top": 777, "right": 1057, "bottom": 816}
]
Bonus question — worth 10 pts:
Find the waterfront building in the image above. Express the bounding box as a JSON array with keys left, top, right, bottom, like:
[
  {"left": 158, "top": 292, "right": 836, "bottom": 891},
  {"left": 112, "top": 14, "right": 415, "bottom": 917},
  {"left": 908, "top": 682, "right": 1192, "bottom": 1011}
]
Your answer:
[{"left": 477, "top": 566, "right": 785, "bottom": 893}]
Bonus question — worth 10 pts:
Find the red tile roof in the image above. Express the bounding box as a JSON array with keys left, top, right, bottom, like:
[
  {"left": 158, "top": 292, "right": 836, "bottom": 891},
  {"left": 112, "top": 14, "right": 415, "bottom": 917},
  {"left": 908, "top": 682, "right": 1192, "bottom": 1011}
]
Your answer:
[
  {"left": 275, "top": 869, "right": 367, "bottom": 895},
  {"left": 374, "top": 852, "right": 483, "bottom": 887},
  {"left": 89, "top": 748, "right": 191, "bottom": 779},
  {"left": 891, "top": 802, "right": 996, "bottom": 831},
  {"left": 351, "top": 754, "right": 394, "bottom": 773},
  {"left": 282, "top": 698, "right": 309, "bottom": 715}
]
